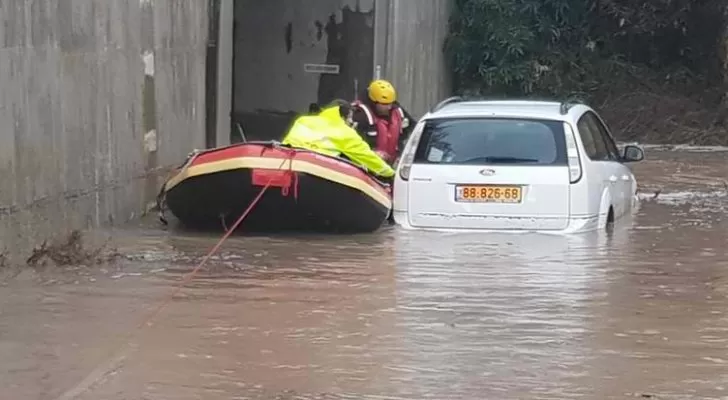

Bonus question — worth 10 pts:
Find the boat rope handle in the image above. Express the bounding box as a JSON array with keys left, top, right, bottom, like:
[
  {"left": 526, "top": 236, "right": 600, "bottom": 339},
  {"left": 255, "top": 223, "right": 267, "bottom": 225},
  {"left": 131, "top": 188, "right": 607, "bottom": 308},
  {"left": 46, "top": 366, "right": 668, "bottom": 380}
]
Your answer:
[{"left": 258, "top": 144, "right": 300, "bottom": 200}]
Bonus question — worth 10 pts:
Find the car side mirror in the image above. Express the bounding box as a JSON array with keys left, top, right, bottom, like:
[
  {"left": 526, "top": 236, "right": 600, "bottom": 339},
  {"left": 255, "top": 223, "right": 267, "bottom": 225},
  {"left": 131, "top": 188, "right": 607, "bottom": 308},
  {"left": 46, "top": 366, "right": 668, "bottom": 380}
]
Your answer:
[{"left": 621, "top": 145, "right": 644, "bottom": 162}]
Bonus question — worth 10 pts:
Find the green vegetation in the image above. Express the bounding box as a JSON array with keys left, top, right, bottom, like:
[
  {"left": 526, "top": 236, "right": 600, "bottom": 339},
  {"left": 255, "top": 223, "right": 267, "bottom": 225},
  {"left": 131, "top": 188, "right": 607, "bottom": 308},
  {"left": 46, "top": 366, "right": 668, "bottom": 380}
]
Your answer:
[{"left": 445, "top": 0, "right": 728, "bottom": 144}]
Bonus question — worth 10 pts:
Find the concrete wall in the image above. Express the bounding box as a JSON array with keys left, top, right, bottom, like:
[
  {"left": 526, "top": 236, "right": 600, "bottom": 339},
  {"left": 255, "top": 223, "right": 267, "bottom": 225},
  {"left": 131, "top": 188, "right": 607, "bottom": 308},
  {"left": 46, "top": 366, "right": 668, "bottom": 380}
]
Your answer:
[
  {"left": 723, "top": 8, "right": 728, "bottom": 110},
  {"left": 0, "top": 0, "right": 207, "bottom": 263},
  {"left": 375, "top": 0, "right": 452, "bottom": 118},
  {"left": 0, "top": 0, "right": 451, "bottom": 262},
  {"left": 232, "top": 0, "right": 375, "bottom": 141}
]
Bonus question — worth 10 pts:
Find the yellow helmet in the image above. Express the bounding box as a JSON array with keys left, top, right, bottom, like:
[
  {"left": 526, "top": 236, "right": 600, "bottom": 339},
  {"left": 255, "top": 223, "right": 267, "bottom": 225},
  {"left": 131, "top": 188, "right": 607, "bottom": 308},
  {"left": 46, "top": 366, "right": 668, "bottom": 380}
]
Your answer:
[{"left": 368, "top": 79, "right": 397, "bottom": 104}]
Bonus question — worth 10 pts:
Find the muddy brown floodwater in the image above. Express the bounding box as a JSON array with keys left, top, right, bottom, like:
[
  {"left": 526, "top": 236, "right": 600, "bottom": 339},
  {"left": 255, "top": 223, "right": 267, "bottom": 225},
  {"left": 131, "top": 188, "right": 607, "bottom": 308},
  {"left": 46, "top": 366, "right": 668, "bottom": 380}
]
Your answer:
[{"left": 1, "top": 147, "right": 727, "bottom": 400}]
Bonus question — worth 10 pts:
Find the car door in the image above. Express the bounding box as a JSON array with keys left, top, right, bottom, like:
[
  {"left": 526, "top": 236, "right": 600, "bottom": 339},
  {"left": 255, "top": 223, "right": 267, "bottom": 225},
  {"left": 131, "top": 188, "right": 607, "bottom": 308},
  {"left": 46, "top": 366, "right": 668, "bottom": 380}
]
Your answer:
[
  {"left": 575, "top": 113, "right": 621, "bottom": 218},
  {"left": 582, "top": 112, "right": 629, "bottom": 217},
  {"left": 588, "top": 112, "right": 635, "bottom": 215}
]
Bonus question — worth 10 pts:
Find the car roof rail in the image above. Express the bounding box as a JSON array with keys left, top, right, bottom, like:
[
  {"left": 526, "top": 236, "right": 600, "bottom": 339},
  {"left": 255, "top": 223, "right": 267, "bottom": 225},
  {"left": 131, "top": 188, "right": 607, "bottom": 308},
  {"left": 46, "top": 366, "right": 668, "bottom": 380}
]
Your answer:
[
  {"left": 432, "top": 95, "right": 588, "bottom": 115},
  {"left": 559, "top": 95, "right": 587, "bottom": 115},
  {"left": 431, "top": 96, "right": 465, "bottom": 113}
]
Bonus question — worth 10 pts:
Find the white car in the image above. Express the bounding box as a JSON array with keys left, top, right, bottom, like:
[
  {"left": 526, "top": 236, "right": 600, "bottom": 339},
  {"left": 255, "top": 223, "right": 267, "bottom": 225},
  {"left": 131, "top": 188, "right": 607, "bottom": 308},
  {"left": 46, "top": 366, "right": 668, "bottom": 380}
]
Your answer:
[{"left": 392, "top": 98, "right": 645, "bottom": 233}]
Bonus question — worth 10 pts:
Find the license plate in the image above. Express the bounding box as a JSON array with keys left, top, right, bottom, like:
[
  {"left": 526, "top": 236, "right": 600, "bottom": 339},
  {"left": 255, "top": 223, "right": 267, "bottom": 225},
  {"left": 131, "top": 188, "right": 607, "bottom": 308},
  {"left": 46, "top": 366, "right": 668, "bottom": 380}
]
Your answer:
[{"left": 455, "top": 185, "right": 523, "bottom": 203}]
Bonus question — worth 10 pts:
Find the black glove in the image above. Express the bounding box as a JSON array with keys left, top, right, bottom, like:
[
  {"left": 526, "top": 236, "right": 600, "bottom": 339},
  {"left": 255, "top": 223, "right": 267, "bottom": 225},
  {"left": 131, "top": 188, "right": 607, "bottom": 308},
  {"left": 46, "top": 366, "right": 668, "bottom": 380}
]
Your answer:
[{"left": 379, "top": 176, "right": 394, "bottom": 186}]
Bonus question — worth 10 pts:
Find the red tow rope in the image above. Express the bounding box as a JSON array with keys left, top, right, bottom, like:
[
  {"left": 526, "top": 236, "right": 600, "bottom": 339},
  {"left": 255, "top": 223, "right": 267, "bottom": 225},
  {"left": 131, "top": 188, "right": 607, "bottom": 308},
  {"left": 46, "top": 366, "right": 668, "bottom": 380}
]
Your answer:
[
  {"left": 143, "top": 152, "right": 295, "bottom": 327},
  {"left": 55, "top": 152, "right": 297, "bottom": 400},
  {"left": 280, "top": 148, "right": 299, "bottom": 199}
]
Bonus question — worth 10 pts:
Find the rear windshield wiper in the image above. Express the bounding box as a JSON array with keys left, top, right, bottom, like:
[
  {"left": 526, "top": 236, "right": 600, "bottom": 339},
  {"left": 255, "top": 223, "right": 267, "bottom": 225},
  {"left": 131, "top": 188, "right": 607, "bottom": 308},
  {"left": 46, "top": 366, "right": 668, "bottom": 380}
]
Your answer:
[{"left": 461, "top": 156, "right": 540, "bottom": 164}]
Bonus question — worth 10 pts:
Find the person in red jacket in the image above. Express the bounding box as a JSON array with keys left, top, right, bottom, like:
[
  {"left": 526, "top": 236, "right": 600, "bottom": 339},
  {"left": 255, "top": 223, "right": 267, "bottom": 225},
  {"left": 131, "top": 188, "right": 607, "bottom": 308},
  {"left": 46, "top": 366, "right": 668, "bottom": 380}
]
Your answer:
[{"left": 351, "top": 79, "right": 416, "bottom": 164}]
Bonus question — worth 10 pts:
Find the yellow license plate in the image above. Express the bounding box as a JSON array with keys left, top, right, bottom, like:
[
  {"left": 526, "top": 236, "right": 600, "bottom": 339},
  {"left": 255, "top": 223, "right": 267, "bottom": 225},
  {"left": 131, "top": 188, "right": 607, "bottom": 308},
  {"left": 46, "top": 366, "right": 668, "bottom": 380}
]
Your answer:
[{"left": 455, "top": 185, "right": 523, "bottom": 203}]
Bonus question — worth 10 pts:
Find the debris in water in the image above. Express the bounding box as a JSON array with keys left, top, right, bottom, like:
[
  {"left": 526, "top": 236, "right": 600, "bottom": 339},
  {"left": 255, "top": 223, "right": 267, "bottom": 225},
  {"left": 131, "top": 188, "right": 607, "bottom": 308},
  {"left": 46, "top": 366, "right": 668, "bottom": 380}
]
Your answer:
[
  {"left": 701, "top": 356, "right": 727, "bottom": 364},
  {"left": 25, "top": 230, "right": 120, "bottom": 268},
  {"left": 110, "top": 272, "right": 143, "bottom": 280},
  {"left": 626, "top": 393, "right": 658, "bottom": 399}
]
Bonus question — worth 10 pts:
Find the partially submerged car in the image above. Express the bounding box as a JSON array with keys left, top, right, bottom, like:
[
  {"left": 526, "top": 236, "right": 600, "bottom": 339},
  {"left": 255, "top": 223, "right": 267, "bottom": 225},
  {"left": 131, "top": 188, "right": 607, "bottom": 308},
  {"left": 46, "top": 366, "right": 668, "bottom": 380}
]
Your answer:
[{"left": 392, "top": 98, "right": 645, "bottom": 233}]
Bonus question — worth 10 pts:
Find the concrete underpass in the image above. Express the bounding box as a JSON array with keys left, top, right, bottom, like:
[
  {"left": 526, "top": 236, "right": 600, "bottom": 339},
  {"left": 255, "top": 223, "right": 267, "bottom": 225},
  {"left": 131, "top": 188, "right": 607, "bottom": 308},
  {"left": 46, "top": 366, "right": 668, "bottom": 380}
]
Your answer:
[
  {"left": 0, "top": 0, "right": 450, "bottom": 261},
  {"left": 207, "top": 0, "right": 452, "bottom": 147}
]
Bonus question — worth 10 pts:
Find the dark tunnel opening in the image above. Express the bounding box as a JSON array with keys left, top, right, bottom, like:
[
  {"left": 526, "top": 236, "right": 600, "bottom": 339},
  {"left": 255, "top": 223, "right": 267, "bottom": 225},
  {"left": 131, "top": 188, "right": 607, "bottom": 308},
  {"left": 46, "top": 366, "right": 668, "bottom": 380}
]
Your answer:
[{"left": 229, "top": 1, "right": 375, "bottom": 143}]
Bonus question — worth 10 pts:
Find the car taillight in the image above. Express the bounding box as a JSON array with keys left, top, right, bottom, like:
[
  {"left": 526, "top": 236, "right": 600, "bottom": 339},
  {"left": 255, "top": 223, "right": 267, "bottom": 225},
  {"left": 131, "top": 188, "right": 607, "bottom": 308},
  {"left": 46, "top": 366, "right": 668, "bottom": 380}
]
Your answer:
[
  {"left": 398, "top": 121, "right": 426, "bottom": 181},
  {"left": 398, "top": 153, "right": 414, "bottom": 181},
  {"left": 564, "top": 123, "right": 582, "bottom": 183}
]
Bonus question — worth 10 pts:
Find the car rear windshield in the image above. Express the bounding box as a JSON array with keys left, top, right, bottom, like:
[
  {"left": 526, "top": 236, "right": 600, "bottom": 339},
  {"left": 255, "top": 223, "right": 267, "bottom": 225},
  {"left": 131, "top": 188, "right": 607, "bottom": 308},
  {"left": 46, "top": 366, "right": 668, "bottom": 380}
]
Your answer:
[{"left": 413, "top": 118, "right": 568, "bottom": 166}]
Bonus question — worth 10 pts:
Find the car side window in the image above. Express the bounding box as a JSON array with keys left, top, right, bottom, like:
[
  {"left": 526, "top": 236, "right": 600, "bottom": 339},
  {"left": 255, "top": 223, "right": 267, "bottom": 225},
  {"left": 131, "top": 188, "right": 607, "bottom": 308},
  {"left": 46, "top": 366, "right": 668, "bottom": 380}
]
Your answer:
[
  {"left": 586, "top": 112, "right": 621, "bottom": 161},
  {"left": 576, "top": 114, "right": 609, "bottom": 161}
]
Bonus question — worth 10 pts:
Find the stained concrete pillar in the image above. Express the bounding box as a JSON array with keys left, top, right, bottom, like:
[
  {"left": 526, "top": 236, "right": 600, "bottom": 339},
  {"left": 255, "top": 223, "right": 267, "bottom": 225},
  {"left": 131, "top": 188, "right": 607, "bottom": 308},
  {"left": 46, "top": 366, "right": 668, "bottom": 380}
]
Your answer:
[
  {"left": 722, "top": 8, "right": 728, "bottom": 110},
  {"left": 215, "top": 0, "right": 234, "bottom": 146},
  {"left": 372, "top": 0, "right": 453, "bottom": 118},
  {"left": 372, "top": 0, "right": 391, "bottom": 81}
]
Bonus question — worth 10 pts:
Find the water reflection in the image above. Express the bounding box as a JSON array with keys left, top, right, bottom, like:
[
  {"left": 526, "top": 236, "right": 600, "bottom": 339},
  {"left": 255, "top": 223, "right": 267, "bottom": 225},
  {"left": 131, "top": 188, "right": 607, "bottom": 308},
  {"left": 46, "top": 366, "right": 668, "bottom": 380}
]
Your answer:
[
  {"left": 587, "top": 201, "right": 728, "bottom": 399},
  {"left": 2, "top": 148, "right": 728, "bottom": 399},
  {"left": 385, "top": 226, "right": 628, "bottom": 398}
]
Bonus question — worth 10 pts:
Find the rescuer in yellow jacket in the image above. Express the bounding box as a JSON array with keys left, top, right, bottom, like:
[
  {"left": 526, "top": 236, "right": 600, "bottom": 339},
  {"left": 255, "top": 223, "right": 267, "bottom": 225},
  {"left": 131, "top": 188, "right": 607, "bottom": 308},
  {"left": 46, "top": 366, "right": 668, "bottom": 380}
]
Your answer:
[{"left": 282, "top": 100, "right": 395, "bottom": 179}]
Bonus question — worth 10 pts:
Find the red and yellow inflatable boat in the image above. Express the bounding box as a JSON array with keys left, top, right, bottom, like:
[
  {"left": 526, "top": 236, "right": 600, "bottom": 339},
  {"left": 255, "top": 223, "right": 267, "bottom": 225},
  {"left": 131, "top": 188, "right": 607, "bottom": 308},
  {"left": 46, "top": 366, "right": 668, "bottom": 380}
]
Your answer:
[{"left": 158, "top": 142, "right": 392, "bottom": 233}]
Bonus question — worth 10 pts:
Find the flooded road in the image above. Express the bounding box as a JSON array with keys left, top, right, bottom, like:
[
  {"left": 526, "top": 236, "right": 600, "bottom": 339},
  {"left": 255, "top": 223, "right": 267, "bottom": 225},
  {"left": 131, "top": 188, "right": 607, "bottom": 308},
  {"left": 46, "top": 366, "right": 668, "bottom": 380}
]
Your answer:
[{"left": 1, "top": 147, "right": 728, "bottom": 399}]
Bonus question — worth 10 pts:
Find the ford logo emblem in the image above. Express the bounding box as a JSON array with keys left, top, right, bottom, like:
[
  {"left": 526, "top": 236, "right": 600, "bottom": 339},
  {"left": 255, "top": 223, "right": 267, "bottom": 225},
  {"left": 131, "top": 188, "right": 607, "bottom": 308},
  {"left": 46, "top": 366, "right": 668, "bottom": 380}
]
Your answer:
[{"left": 479, "top": 169, "right": 496, "bottom": 176}]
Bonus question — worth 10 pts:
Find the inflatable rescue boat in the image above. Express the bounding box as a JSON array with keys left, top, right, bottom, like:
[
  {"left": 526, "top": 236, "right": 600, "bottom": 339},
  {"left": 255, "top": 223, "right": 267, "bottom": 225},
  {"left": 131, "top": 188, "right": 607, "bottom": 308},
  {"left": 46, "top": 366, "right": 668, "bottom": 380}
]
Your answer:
[{"left": 157, "top": 142, "right": 392, "bottom": 233}]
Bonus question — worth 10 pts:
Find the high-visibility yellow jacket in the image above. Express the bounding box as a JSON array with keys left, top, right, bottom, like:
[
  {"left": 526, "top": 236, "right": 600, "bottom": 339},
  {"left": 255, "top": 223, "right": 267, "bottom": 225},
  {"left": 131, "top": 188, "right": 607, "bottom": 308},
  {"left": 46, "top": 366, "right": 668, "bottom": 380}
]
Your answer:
[{"left": 282, "top": 106, "right": 395, "bottom": 178}]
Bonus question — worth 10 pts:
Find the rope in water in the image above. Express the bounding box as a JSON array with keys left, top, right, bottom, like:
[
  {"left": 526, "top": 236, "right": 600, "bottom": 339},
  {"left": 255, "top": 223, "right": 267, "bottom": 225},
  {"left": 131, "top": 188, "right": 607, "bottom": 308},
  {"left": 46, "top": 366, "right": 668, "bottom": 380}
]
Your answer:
[{"left": 55, "top": 150, "right": 297, "bottom": 400}]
